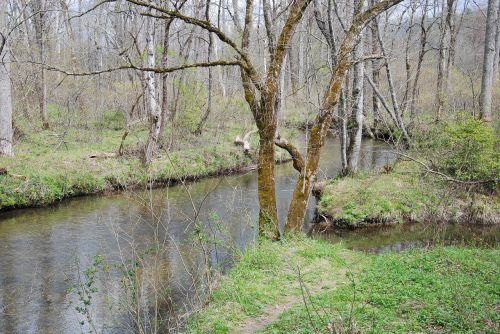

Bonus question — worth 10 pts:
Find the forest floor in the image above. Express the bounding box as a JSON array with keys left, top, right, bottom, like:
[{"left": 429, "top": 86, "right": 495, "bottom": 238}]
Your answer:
[
  {"left": 185, "top": 236, "right": 499, "bottom": 333},
  {"left": 316, "top": 160, "right": 500, "bottom": 228},
  {"left": 0, "top": 112, "right": 297, "bottom": 211}
]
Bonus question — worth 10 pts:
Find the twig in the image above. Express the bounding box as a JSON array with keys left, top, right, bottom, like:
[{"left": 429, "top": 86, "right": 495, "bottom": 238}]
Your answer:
[{"left": 392, "top": 151, "right": 499, "bottom": 185}]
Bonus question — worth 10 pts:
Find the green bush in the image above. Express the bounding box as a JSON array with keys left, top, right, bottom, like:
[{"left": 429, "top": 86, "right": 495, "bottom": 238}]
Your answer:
[
  {"left": 442, "top": 115, "right": 498, "bottom": 181},
  {"left": 421, "top": 114, "right": 499, "bottom": 182}
]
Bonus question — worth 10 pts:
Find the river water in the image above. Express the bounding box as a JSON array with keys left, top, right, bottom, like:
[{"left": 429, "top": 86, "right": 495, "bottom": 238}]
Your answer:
[{"left": 0, "top": 137, "right": 497, "bottom": 333}]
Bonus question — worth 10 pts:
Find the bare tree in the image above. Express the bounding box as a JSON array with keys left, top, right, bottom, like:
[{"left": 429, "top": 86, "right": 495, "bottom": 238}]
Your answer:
[
  {"left": 494, "top": 3, "right": 500, "bottom": 79},
  {"left": 370, "top": 0, "right": 382, "bottom": 130},
  {"left": 435, "top": 0, "right": 456, "bottom": 120},
  {"left": 283, "top": 0, "right": 404, "bottom": 231},
  {"left": 410, "top": 0, "right": 432, "bottom": 119}
]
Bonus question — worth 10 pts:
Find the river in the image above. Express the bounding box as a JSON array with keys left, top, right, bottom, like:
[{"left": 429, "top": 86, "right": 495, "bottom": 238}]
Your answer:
[{"left": 0, "top": 137, "right": 497, "bottom": 333}]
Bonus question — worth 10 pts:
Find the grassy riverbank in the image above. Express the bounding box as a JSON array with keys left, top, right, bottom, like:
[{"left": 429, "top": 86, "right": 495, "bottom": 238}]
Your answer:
[
  {"left": 186, "top": 236, "right": 499, "bottom": 333},
  {"left": 0, "top": 115, "right": 295, "bottom": 211},
  {"left": 316, "top": 160, "right": 500, "bottom": 228}
]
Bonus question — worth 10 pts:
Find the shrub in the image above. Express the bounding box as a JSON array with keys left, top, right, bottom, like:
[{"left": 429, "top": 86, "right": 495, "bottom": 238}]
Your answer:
[
  {"left": 421, "top": 114, "right": 499, "bottom": 183},
  {"left": 442, "top": 115, "right": 498, "bottom": 181}
]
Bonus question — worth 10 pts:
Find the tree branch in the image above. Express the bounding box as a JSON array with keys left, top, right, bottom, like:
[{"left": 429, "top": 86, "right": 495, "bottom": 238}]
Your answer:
[
  {"left": 23, "top": 60, "right": 242, "bottom": 76},
  {"left": 393, "top": 151, "right": 500, "bottom": 185},
  {"left": 125, "top": 0, "right": 262, "bottom": 90},
  {"left": 275, "top": 134, "right": 304, "bottom": 173}
]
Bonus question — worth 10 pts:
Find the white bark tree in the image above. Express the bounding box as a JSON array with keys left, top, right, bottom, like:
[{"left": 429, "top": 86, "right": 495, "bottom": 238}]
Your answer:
[
  {"left": 0, "top": 0, "right": 13, "bottom": 156},
  {"left": 144, "top": 16, "right": 162, "bottom": 164}
]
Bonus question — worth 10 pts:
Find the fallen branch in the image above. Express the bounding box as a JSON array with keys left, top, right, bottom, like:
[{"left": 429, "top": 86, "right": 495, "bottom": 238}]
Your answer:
[
  {"left": 234, "top": 129, "right": 258, "bottom": 154},
  {"left": 89, "top": 152, "right": 117, "bottom": 159},
  {"left": 0, "top": 167, "right": 27, "bottom": 180}
]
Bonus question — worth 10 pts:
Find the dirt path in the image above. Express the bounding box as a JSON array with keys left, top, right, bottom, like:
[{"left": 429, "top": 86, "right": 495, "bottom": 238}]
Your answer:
[{"left": 234, "top": 270, "right": 348, "bottom": 333}]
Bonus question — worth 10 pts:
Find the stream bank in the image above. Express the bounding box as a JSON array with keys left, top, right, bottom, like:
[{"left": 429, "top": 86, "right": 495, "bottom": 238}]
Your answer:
[
  {"left": 0, "top": 126, "right": 294, "bottom": 212},
  {"left": 314, "top": 160, "right": 499, "bottom": 231}
]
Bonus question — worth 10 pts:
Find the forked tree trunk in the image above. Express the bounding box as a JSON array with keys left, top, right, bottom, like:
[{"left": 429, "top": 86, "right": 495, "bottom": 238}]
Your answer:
[
  {"left": 0, "top": 2, "right": 13, "bottom": 156},
  {"left": 480, "top": 0, "right": 499, "bottom": 122},
  {"left": 237, "top": 0, "right": 312, "bottom": 239}
]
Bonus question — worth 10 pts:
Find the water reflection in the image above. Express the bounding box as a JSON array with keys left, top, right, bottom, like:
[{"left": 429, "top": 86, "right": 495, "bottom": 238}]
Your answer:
[
  {"left": 0, "top": 138, "right": 394, "bottom": 333},
  {"left": 314, "top": 222, "right": 499, "bottom": 253}
]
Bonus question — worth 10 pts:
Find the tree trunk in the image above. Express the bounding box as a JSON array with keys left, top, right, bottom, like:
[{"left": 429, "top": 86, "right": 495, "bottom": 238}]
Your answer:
[
  {"left": 257, "top": 100, "right": 279, "bottom": 239},
  {"left": 370, "top": 0, "right": 381, "bottom": 130},
  {"left": 480, "top": 0, "right": 499, "bottom": 122},
  {"left": 339, "top": 89, "right": 348, "bottom": 170},
  {"left": 435, "top": 1, "right": 454, "bottom": 121},
  {"left": 494, "top": 4, "right": 500, "bottom": 80},
  {"left": 0, "top": 2, "right": 13, "bottom": 156},
  {"left": 410, "top": 0, "right": 430, "bottom": 120},
  {"left": 159, "top": 18, "right": 173, "bottom": 139},
  {"left": 195, "top": 0, "right": 215, "bottom": 135},
  {"left": 346, "top": 1, "right": 365, "bottom": 174},
  {"left": 33, "top": 0, "right": 49, "bottom": 129},
  {"left": 285, "top": 0, "right": 404, "bottom": 231},
  {"left": 288, "top": 47, "right": 298, "bottom": 94},
  {"left": 377, "top": 25, "right": 411, "bottom": 143},
  {"left": 144, "top": 17, "right": 162, "bottom": 164}
]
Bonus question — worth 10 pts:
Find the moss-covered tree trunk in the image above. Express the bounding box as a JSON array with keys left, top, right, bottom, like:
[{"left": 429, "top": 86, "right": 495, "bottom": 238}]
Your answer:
[
  {"left": 256, "top": 116, "right": 279, "bottom": 238},
  {"left": 285, "top": 0, "right": 404, "bottom": 232}
]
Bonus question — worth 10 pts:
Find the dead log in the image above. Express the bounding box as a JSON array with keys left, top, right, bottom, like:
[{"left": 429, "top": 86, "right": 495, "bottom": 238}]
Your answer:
[{"left": 234, "top": 129, "right": 257, "bottom": 154}]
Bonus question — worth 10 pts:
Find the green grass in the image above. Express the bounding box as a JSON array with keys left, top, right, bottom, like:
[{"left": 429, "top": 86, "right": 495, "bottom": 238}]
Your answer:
[
  {"left": 317, "top": 161, "right": 500, "bottom": 227},
  {"left": 186, "top": 238, "right": 500, "bottom": 334},
  {"left": 186, "top": 236, "right": 364, "bottom": 333},
  {"left": 263, "top": 246, "right": 500, "bottom": 334},
  {"left": 0, "top": 112, "right": 294, "bottom": 210}
]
